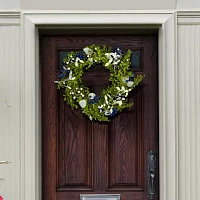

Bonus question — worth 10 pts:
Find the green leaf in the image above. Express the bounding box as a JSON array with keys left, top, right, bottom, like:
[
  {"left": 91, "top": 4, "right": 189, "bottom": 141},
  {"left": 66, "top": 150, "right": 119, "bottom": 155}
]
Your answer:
[{"left": 54, "top": 44, "right": 144, "bottom": 122}]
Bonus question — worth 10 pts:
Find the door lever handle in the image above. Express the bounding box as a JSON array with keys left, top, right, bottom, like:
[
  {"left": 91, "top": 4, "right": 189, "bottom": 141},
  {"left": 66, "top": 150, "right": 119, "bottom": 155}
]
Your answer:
[
  {"left": 147, "top": 151, "right": 157, "bottom": 200},
  {"left": 0, "top": 161, "right": 12, "bottom": 165}
]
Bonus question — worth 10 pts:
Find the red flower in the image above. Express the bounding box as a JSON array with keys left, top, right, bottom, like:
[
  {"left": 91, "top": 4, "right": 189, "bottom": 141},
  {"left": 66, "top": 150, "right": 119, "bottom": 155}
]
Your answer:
[{"left": 0, "top": 196, "right": 3, "bottom": 200}]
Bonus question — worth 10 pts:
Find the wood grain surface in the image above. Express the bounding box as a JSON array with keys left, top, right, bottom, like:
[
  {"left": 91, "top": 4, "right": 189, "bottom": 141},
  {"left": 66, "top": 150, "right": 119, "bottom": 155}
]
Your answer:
[{"left": 41, "top": 34, "right": 159, "bottom": 200}]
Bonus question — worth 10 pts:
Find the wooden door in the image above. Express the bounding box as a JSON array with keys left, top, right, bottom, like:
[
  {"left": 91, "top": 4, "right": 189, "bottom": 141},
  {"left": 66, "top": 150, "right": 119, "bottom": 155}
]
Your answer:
[{"left": 41, "top": 34, "right": 158, "bottom": 200}]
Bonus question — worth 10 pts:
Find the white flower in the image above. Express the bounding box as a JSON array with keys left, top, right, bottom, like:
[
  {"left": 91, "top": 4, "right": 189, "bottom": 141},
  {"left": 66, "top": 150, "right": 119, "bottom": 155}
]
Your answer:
[
  {"left": 105, "top": 61, "right": 111, "bottom": 66},
  {"left": 83, "top": 47, "right": 93, "bottom": 55},
  {"left": 121, "top": 86, "right": 129, "bottom": 93},
  {"left": 105, "top": 108, "right": 113, "bottom": 116},
  {"left": 105, "top": 53, "right": 113, "bottom": 66},
  {"left": 104, "top": 110, "right": 111, "bottom": 116},
  {"left": 89, "top": 116, "right": 93, "bottom": 121},
  {"left": 79, "top": 99, "right": 87, "bottom": 108},
  {"left": 88, "top": 93, "right": 96, "bottom": 100},
  {"left": 113, "top": 60, "right": 120, "bottom": 65},
  {"left": 98, "top": 105, "right": 104, "bottom": 113},
  {"left": 78, "top": 91, "right": 80, "bottom": 93},
  {"left": 110, "top": 108, "right": 113, "bottom": 113},
  {"left": 75, "top": 57, "right": 84, "bottom": 67},
  {"left": 105, "top": 52, "right": 121, "bottom": 67},
  {"left": 122, "top": 76, "right": 129, "bottom": 83},
  {"left": 68, "top": 71, "right": 75, "bottom": 80},
  {"left": 88, "top": 58, "right": 93, "bottom": 62},
  {"left": 114, "top": 100, "right": 122, "bottom": 106},
  {"left": 116, "top": 86, "right": 128, "bottom": 94},
  {"left": 105, "top": 53, "right": 112, "bottom": 60},
  {"left": 127, "top": 81, "right": 134, "bottom": 87},
  {"left": 54, "top": 81, "right": 59, "bottom": 83},
  {"left": 118, "top": 101, "right": 123, "bottom": 106},
  {"left": 67, "top": 86, "right": 71, "bottom": 89}
]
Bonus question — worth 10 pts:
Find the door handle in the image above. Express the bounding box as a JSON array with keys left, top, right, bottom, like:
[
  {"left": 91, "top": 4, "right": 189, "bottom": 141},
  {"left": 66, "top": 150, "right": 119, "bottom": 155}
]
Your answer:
[
  {"left": 147, "top": 151, "right": 157, "bottom": 200},
  {"left": 0, "top": 161, "right": 12, "bottom": 165}
]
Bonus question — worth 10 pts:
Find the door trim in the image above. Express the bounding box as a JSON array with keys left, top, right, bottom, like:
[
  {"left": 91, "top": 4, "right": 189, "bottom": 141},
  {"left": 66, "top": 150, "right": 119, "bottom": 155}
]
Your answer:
[
  {"left": 0, "top": 11, "right": 20, "bottom": 26},
  {"left": 20, "top": 10, "right": 178, "bottom": 200}
]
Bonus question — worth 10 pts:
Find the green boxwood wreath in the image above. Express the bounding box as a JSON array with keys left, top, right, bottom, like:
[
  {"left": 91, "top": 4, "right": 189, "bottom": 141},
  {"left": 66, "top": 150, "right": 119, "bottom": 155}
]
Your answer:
[{"left": 55, "top": 44, "right": 143, "bottom": 122}]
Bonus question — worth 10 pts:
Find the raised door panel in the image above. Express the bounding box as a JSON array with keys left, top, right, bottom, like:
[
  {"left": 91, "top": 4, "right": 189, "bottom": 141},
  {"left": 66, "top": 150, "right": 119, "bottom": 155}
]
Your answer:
[
  {"left": 108, "top": 87, "right": 144, "bottom": 191},
  {"left": 57, "top": 93, "right": 93, "bottom": 191}
]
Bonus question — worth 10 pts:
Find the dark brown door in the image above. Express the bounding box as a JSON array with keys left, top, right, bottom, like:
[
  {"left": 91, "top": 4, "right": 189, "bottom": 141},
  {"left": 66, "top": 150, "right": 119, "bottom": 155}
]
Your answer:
[{"left": 41, "top": 34, "right": 158, "bottom": 200}]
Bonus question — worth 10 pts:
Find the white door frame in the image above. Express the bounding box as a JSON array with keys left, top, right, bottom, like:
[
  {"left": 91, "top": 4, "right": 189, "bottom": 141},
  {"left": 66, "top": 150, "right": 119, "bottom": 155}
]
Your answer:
[{"left": 20, "top": 10, "right": 178, "bottom": 200}]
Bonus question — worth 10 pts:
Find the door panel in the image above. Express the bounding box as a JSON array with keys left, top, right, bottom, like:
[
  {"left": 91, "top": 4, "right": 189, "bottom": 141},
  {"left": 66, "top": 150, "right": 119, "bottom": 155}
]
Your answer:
[
  {"left": 41, "top": 34, "right": 158, "bottom": 200},
  {"left": 58, "top": 98, "right": 93, "bottom": 191},
  {"left": 108, "top": 87, "right": 144, "bottom": 191}
]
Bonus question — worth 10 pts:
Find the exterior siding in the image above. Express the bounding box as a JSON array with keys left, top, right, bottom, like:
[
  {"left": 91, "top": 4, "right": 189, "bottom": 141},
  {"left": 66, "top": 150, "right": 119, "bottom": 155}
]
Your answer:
[
  {"left": 178, "top": 25, "right": 200, "bottom": 200},
  {"left": 0, "top": 26, "right": 20, "bottom": 200}
]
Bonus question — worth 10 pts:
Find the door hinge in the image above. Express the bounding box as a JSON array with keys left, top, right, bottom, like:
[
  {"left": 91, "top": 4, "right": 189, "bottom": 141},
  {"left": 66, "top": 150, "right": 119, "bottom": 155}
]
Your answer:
[{"left": 147, "top": 151, "right": 157, "bottom": 200}]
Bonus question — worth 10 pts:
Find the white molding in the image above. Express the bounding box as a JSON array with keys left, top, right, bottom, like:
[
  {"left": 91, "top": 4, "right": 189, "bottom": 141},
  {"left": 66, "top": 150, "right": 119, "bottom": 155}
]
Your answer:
[
  {"left": 23, "top": 12, "right": 172, "bottom": 25},
  {"left": 22, "top": 10, "right": 175, "bottom": 14},
  {"left": 0, "top": 11, "right": 20, "bottom": 26},
  {"left": 21, "top": 11, "right": 178, "bottom": 200},
  {"left": 158, "top": 12, "right": 178, "bottom": 200},
  {"left": 0, "top": 26, "right": 21, "bottom": 200},
  {"left": 177, "top": 25, "right": 200, "bottom": 200},
  {"left": 177, "top": 10, "right": 200, "bottom": 25}
]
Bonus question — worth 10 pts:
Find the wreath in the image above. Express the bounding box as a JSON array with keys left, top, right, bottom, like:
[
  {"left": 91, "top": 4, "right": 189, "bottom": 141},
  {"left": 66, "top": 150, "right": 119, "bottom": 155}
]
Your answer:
[{"left": 55, "top": 45, "right": 143, "bottom": 122}]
